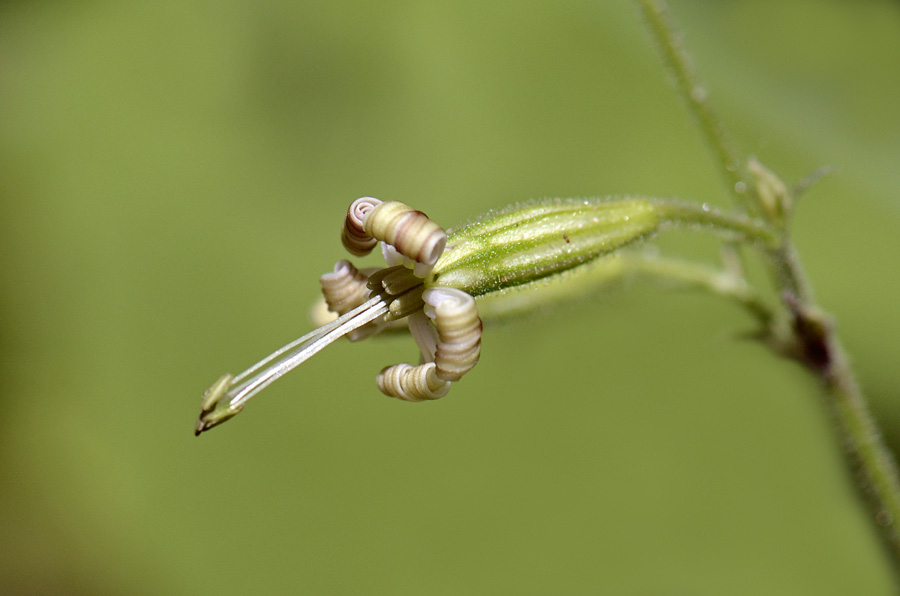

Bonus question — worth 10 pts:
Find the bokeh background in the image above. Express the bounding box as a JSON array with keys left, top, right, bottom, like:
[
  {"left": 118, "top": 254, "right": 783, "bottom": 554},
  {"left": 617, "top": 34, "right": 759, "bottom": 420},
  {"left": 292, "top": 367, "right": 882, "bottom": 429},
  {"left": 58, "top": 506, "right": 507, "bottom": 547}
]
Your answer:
[{"left": 2, "top": 0, "right": 899, "bottom": 594}]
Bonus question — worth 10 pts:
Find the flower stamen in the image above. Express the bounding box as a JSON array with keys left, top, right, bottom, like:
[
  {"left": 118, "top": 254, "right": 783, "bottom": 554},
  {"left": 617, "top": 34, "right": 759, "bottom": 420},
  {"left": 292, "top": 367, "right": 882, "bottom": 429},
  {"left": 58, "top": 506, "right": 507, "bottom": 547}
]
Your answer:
[{"left": 195, "top": 294, "right": 392, "bottom": 435}]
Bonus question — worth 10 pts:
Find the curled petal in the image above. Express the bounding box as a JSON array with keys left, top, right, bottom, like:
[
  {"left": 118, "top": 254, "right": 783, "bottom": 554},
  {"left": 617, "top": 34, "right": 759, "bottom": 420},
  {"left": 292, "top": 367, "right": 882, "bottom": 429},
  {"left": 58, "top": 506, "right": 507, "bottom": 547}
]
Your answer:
[
  {"left": 341, "top": 197, "right": 382, "bottom": 256},
  {"left": 365, "top": 201, "right": 447, "bottom": 267},
  {"left": 320, "top": 260, "right": 386, "bottom": 341},
  {"left": 377, "top": 362, "right": 450, "bottom": 402},
  {"left": 424, "top": 287, "right": 482, "bottom": 382},
  {"left": 320, "top": 260, "right": 371, "bottom": 315}
]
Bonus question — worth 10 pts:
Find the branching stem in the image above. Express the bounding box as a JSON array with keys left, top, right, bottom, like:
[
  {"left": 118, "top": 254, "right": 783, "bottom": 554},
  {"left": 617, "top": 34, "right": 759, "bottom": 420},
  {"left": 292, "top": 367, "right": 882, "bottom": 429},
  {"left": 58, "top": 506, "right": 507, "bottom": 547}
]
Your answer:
[
  {"left": 639, "top": 0, "right": 900, "bottom": 575},
  {"left": 653, "top": 199, "right": 777, "bottom": 246}
]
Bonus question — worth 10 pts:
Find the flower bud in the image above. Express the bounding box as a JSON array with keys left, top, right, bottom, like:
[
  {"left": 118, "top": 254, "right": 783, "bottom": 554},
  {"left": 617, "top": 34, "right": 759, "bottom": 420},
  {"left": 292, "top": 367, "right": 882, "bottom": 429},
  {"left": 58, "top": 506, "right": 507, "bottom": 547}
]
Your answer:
[{"left": 747, "top": 157, "right": 791, "bottom": 224}]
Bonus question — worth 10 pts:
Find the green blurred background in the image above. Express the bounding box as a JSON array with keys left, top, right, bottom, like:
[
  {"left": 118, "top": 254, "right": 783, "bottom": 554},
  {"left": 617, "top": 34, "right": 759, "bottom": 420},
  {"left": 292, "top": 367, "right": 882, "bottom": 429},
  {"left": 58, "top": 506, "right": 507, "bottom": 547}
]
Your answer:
[{"left": 2, "top": 0, "right": 899, "bottom": 594}]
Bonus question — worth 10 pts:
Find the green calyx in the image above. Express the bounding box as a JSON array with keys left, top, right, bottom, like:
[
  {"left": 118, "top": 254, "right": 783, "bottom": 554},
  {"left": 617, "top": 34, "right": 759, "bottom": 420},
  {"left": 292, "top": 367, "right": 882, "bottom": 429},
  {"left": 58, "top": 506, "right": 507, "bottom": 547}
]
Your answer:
[{"left": 430, "top": 197, "right": 660, "bottom": 297}]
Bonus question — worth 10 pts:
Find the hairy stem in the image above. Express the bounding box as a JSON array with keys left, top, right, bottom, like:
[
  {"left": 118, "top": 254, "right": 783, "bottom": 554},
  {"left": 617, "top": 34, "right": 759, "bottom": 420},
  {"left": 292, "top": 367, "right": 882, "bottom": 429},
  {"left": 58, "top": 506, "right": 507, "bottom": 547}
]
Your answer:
[
  {"left": 653, "top": 200, "right": 777, "bottom": 246},
  {"left": 784, "top": 259, "right": 900, "bottom": 565},
  {"left": 625, "top": 254, "right": 772, "bottom": 326},
  {"left": 639, "top": 0, "right": 900, "bottom": 574},
  {"left": 638, "top": 0, "right": 746, "bottom": 205},
  {"left": 475, "top": 249, "right": 773, "bottom": 331},
  {"left": 826, "top": 340, "right": 900, "bottom": 562}
]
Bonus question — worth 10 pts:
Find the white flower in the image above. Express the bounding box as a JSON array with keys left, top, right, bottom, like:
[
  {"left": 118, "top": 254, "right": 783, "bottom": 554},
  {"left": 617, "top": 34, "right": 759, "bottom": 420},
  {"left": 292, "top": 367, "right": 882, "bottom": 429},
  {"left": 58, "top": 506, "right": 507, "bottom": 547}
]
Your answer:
[
  {"left": 195, "top": 194, "right": 744, "bottom": 435},
  {"left": 195, "top": 197, "right": 482, "bottom": 434}
]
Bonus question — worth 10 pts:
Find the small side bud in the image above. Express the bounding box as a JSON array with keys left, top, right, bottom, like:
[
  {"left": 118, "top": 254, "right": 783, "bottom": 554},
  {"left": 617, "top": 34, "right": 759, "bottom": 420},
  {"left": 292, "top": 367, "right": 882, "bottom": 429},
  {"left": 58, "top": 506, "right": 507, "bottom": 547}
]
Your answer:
[{"left": 748, "top": 157, "right": 791, "bottom": 224}]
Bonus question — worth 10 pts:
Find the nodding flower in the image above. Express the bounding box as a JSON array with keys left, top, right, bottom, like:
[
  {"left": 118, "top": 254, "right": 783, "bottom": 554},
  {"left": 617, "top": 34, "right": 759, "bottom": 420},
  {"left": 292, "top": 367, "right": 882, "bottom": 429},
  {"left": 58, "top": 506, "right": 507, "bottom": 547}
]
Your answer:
[
  {"left": 196, "top": 197, "right": 484, "bottom": 435},
  {"left": 196, "top": 194, "right": 761, "bottom": 435}
]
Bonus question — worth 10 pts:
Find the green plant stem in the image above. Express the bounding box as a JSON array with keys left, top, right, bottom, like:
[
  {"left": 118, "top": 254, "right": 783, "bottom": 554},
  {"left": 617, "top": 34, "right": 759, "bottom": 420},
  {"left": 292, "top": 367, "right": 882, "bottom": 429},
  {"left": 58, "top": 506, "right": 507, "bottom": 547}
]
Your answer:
[
  {"left": 639, "top": 0, "right": 900, "bottom": 574},
  {"left": 624, "top": 254, "right": 772, "bottom": 326},
  {"left": 769, "top": 242, "right": 813, "bottom": 302},
  {"left": 826, "top": 335, "right": 900, "bottom": 561},
  {"left": 653, "top": 200, "right": 777, "bottom": 246},
  {"left": 476, "top": 251, "right": 773, "bottom": 326},
  {"left": 778, "top": 238, "right": 900, "bottom": 564},
  {"left": 638, "top": 0, "right": 746, "bottom": 205}
]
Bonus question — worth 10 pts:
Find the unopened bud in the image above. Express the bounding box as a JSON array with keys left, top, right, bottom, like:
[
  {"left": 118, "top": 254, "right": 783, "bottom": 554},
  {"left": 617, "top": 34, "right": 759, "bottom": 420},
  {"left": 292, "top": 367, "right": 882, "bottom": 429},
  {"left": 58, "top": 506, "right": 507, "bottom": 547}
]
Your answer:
[{"left": 748, "top": 157, "right": 790, "bottom": 224}]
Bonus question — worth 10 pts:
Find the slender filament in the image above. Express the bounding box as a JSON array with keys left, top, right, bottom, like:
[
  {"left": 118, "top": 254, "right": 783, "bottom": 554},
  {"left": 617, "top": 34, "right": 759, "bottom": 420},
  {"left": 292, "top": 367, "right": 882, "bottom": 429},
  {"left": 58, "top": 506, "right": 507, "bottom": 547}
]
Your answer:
[{"left": 217, "top": 295, "right": 389, "bottom": 418}]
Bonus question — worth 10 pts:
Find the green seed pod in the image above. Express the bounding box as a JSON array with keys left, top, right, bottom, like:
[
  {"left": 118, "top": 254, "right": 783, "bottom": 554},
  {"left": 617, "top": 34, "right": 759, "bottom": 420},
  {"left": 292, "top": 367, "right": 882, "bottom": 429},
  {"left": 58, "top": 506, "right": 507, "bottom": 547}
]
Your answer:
[{"left": 431, "top": 197, "right": 660, "bottom": 297}]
